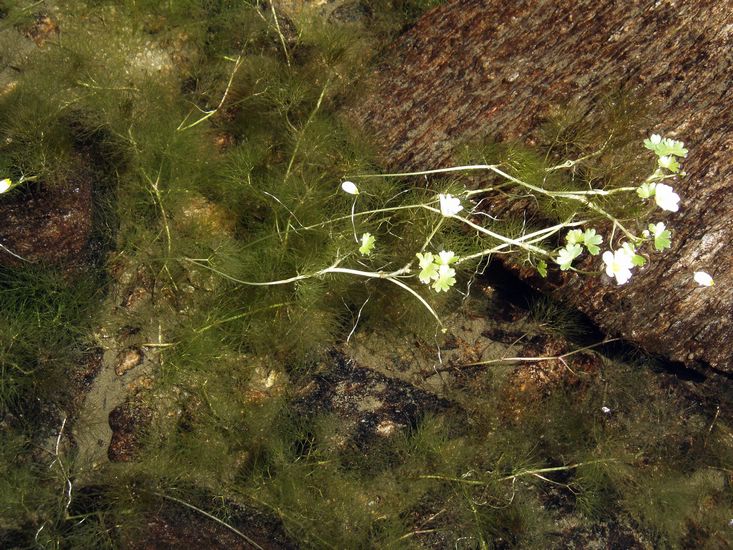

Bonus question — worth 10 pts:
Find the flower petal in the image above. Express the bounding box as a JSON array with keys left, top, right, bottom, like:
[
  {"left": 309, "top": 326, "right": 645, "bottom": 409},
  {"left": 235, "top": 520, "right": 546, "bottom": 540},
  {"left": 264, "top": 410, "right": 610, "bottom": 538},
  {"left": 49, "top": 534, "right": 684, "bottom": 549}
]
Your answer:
[
  {"left": 341, "top": 181, "right": 359, "bottom": 195},
  {"left": 438, "top": 194, "right": 463, "bottom": 217},
  {"left": 693, "top": 271, "right": 714, "bottom": 286},
  {"left": 654, "top": 184, "right": 680, "bottom": 212}
]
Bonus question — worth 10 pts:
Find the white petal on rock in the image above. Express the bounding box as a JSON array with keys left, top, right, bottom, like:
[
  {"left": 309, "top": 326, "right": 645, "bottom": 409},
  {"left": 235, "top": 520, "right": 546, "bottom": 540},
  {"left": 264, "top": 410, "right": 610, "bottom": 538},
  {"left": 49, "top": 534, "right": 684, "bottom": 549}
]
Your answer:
[{"left": 693, "top": 271, "right": 714, "bottom": 287}]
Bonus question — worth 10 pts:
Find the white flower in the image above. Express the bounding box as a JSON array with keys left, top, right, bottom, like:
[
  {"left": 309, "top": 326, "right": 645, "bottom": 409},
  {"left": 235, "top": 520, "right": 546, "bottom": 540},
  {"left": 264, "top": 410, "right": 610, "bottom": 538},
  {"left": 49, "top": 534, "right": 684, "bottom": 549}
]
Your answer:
[
  {"left": 649, "top": 134, "right": 662, "bottom": 145},
  {"left": 601, "top": 406, "right": 612, "bottom": 414},
  {"left": 693, "top": 271, "right": 714, "bottom": 287},
  {"left": 649, "top": 222, "right": 666, "bottom": 237},
  {"left": 438, "top": 193, "right": 463, "bottom": 217},
  {"left": 0, "top": 178, "right": 11, "bottom": 194},
  {"left": 654, "top": 183, "right": 680, "bottom": 212},
  {"left": 341, "top": 181, "right": 359, "bottom": 195},
  {"left": 602, "top": 248, "right": 635, "bottom": 285},
  {"left": 437, "top": 250, "right": 457, "bottom": 265}
]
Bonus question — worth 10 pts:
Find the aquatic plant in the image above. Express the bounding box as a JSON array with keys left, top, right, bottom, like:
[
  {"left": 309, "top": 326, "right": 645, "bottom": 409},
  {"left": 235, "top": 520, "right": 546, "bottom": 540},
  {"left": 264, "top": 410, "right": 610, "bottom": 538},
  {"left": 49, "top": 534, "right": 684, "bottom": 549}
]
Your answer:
[
  {"left": 187, "top": 132, "right": 690, "bottom": 334},
  {"left": 0, "top": 267, "right": 98, "bottom": 418},
  {"left": 0, "top": 1, "right": 730, "bottom": 548}
]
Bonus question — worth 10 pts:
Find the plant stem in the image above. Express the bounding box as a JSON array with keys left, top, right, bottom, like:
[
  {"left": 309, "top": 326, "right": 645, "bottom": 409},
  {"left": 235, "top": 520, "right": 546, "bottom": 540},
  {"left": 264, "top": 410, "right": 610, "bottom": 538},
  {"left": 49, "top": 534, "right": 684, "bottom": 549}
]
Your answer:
[
  {"left": 453, "top": 338, "right": 619, "bottom": 369},
  {"left": 177, "top": 55, "right": 243, "bottom": 131},
  {"left": 154, "top": 492, "right": 264, "bottom": 550}
]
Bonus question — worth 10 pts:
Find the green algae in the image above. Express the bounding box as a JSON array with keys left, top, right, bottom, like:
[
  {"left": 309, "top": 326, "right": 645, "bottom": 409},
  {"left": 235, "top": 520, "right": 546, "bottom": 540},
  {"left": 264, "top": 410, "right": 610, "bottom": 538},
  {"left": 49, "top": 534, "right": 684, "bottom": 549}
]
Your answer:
[{"left": 0, "top": 1, "right": 731, "bottom": 549}]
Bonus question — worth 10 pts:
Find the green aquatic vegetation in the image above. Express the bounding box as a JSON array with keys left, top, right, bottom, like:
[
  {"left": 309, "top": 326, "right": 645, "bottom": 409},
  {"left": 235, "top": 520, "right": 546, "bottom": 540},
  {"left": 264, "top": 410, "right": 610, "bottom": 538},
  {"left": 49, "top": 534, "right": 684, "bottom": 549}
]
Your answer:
[
  {"left": 0, "top": 81, "right": 77, "bottom": 188},
  {"left": 0, "top": 267, "right": 98, "bottom": 418},
  {"left": 525, "top": 295, "right": 588, "bottom": 339},
  {"left": 363, "top": 0, "right": 447, "bottom": 39},
  {"left": 0, "top": 427, "right": 130, "bottom": 549},
  {"left": 0, "top": 1, "right": 730, "bottom": 548}
]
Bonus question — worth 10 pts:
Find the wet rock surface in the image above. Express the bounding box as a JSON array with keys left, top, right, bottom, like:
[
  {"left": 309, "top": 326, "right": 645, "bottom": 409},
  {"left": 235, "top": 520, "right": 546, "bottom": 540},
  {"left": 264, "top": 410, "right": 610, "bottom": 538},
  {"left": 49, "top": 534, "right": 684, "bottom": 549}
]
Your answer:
[
  {"left": 0, "top": 177, "right": 93, "bottom": 269},
  {"left": 114, "top": 347, "right": 144, "bottom": 377},
  {"left": 72, "top": 255, "right": 158, "bottom": 473},
  {"left": 108, "top": 399, "right": 152, "bottom": 462},
  {"left": 125, "top": 499, "right": 296, "bottom": 550},
  {"left": 294, "top": 351, "right": 452, "bottom": 448}
]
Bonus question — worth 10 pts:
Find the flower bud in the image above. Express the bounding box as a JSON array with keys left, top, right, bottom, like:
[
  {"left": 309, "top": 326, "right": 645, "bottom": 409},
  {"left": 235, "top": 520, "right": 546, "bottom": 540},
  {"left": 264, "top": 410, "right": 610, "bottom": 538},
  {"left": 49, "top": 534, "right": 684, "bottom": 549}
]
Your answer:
[{"left": 341, "top": 181, "right": 359, "bottom": 195}]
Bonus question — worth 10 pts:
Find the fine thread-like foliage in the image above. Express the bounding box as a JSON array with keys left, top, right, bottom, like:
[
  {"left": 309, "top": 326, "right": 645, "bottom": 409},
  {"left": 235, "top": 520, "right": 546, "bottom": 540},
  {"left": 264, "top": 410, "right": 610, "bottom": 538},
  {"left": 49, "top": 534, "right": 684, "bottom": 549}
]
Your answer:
[{"left": 0, "top": 2, "right": 730, "bottom": 548}]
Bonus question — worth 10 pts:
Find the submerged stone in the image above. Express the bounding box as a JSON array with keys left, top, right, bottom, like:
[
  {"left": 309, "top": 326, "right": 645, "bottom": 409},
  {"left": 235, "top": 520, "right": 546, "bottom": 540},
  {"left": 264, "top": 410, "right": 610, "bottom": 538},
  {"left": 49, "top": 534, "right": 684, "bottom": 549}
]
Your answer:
[{"left": 353, "top": 0, "right": 733, "bottom": 377}]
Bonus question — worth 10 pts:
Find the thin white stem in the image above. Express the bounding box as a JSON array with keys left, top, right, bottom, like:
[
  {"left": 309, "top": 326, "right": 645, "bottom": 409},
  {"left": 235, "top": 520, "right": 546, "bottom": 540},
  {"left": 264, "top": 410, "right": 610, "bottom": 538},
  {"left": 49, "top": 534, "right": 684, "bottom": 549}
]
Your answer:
[
  {"left": 482, "top": 166, "right": 640, "bottom": 240},
  {"left": 383, "top": 276, "right": 443, "bottom": 327},
  {"left": 186, "top": 257, "right": 442, "bottom": 326},
  {"left": 269, "top": 2, "right": 291, "bottom": 67},
  {"left": 459, "top": 338, "right": 619, "bottom": 368},
  {"left": 324, "top": 265, "right": 411, "bottom": 279},
  {"left": 283, "top": 80, "right": 329, "bottom": 184},
  {"left": 177, "top": 55, "right": 243, "bottom": 131},
  {"left": 348, "top": 164, "right": 497, "bottom": 179},
  {"left": 420, "top": 218, "right": 444, "bottom": 252},
  {"left": 261, "top": 190, "right": 303, "bottom": 227},
  {"left": 346, "top": 296, "right": 370, "bottom": 344},
  {"left": 545, "top": 139, "right": 611, "bottom": 172},
  {"left": 0, "top": 242, "right": 30, "bottom": 262},
  {"left": 351, "top": 197, "right": 358, "bottom": 243},
  {"left": 185, "top": 259, "right": 314, "bottom": 286},
  {"left": 155, "top": 492, "right": 264, "bottom": 550},
  {"left": 351, "top": 162, "right": 640, "bottom": 244},
  {"left": 437, "top": 208, "right": 547, "bottom": 255},
  {"left": 456, "top": 219, "right": 586, "bottom": 264}
]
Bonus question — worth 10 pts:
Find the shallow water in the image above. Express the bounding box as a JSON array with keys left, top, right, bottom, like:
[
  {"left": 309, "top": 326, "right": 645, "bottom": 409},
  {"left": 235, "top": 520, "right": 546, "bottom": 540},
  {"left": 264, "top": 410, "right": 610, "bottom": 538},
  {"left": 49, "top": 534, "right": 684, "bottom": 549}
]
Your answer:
[{"left": 0, "top": 2, "right": 731, "bottom": 548}]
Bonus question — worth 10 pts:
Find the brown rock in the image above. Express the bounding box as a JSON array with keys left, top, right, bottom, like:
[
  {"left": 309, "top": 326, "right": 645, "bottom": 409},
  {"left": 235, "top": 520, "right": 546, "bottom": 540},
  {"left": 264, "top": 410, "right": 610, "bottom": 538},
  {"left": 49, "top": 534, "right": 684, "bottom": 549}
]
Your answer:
[
  {"left": 176, "top": 193, "right": 236, "bottom": 235},
  {"left": 0, "top": 177, "right": 93, "bottom": 269},
  {"left": 115, "top": 347, "right": 144, "bottom": 376},
  {"left": 108, "top": 400, "right": 152, "bottom": 462},
  {"left": 354, "top": 0, "right": 733, "bottom": 374},
  {"left": 293, "top": 352, "right": 451, "bottom": 448},
  {"left": 26, "top": 14, "right": 60, "bottom": 47}
]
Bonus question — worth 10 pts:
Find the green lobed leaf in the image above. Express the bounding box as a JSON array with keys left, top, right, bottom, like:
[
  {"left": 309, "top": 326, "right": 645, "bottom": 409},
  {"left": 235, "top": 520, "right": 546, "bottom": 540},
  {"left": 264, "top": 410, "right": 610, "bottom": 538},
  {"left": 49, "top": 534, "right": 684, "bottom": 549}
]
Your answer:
[
  {"left": 431, "top": 265, "right": 456, "bottom": 292},
  {"left": 658, "top": 155, "right": 680, "bottom": 173},
  {"left": 418, "top": 263, "right": 438, "bottom": 283},
  {"left": 537, "top": 259, "right": 548, "bottom": 278},
  {"left": 582, "top": 229, "right": 603, "bottom": 256},
  {"left": 654, "top": 230, "right": 671, "bottom": 251},
  {"left": 659, "top": 138, "right": 688, "bottom": 158},
  {"left": 637, "top": 182, "right": 656, "bottom": 199},
  {"left": 632, "top": 254, "right": 647, "bottom": 267},
  {"left": 565, "top": 229, "right": 584, "bottom": 245},
  {"left": 555, "top": 243, "right": 582, "bottom": 271}
]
